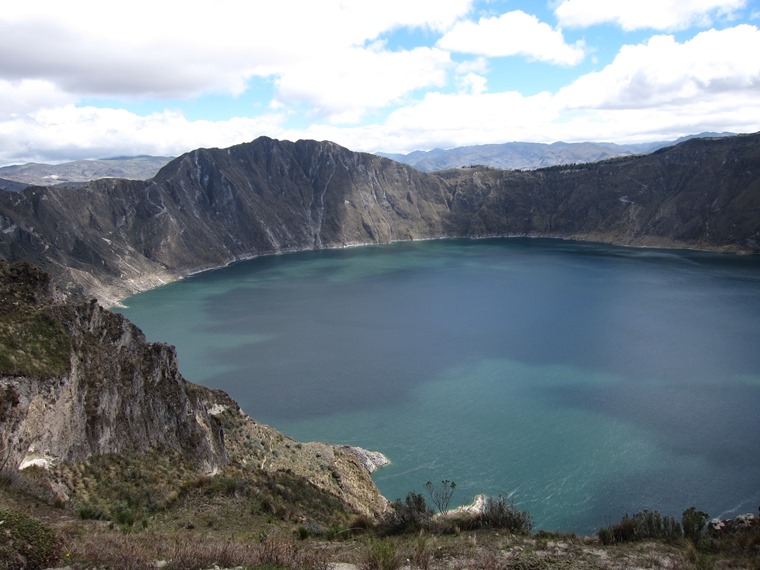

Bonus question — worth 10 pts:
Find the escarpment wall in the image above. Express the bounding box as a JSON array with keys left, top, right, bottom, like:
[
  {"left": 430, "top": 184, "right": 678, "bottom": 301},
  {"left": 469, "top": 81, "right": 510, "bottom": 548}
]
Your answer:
[
  {"left": 0, "top": 262, "right": 226, "bottom": 473},
  {"left": 0, "top": 134, "right": 758, "bottom": 306}
]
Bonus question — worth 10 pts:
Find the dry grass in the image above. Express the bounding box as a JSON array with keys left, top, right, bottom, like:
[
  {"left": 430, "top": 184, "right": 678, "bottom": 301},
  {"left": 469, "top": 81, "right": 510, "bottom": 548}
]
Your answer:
[{"left": 63, "top": 530, "right": 331, "bottom": 570}]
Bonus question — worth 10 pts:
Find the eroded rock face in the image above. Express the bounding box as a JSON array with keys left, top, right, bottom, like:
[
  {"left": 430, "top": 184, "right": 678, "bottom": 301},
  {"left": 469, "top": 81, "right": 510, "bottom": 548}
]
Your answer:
[
  {"left": 0, "top": 261, "right": 386, "bottom": 516},
  {"left": 1, "top": 134, "right": 758, "bottom": 306},
  {"left": 0, "top": 261, "right": 227, "bottom": 474}
]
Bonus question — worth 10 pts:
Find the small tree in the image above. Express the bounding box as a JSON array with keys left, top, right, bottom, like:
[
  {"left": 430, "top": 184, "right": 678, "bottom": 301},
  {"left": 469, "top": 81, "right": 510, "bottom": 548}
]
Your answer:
[
  {"left": 425, "top": 480, "right": 456, "bottom": 514},
  {"left": 683, "top": 506, "right": 708, "bottom": 543}
]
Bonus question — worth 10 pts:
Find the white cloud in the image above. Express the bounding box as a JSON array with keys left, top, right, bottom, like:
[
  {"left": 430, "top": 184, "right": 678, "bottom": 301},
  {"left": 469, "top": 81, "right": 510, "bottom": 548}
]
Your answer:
[
  {"left": 556, "top": 25, "right": 760, "bottom": 110},
  {"left": 555, "top": 0, "right": 747, "bottom": 31},
  {"left": 357, "top": 90, "right": 561, "bottom": 149},
  {"left": 455, "top": 57, "right": 489, "bottom": 75},
  {"left": 0, "top": 105, "right": 287, "bottom": 164},
  {"left": 458, "top": 73, "right": 488, "bottom": 95},
  {"left": 438, "top": 10, "right": 585, "bottom": 65},
  {"left": 1, "top": 2, "right": 758, "bottom": 163},
  {"left": 0, "top": 79, "right": 75, "bottom": 118},
  {"left": 290, "top": 25, "right": 760, "bottom": 152},
  {"left": 0, "top": 0, "right": 472, "bottom": 102},
  {"left": 273, "top": 46, "right": 452, "bottom": 124}
]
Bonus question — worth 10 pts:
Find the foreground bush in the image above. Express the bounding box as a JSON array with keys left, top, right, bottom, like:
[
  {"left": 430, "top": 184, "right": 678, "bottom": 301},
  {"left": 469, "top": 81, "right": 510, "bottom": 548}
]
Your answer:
[
  {"left": 381, "top": 492, "right": 433, "bottom": 534},
  {"left": 598, "top": 509, "right": 682, "bottom": 545},
  {"left": 0, "top": 507, "right": 61, "bottom": 569},
  {"left": 477, "top": 495, "right": 533, "bottom": 534}
]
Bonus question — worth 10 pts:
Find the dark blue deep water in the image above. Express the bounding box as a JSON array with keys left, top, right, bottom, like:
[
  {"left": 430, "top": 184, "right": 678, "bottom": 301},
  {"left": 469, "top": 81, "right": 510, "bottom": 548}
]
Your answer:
[{"left": 116, "top": 238, "right": 760, "bottom": 534}]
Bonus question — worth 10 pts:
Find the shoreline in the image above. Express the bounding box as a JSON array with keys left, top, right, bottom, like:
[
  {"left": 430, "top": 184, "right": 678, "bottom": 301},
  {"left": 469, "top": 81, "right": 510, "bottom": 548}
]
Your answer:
[
  {"left": 340, "top": 446, "right": 391, "bottom": 474},
  {"left": 112, "top": 233, "right": 758, "bottom": 309}
]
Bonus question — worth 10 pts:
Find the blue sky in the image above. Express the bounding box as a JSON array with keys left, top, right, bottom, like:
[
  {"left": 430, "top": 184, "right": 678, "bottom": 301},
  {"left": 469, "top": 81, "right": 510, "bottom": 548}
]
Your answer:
[{"left": 1, "top": 0, "right": 759, "bottom": 165}]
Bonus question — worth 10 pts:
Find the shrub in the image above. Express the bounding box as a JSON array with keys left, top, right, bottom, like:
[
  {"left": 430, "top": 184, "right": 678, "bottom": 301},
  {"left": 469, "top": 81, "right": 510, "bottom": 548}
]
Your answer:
[
  {"left": 77, "top": 504, "right": 108, "bottom": 520},
  {"left": 478, "top": 495, "right": 533, "bottom": 534},
  {"left": 381, "top": 492, "right": 433, "bottom": 534},
  {"left": 598, "top": 509, "right": 682, "bottom": 544},
  {"left": 682, "top": 506, "right": 709, "bottom": 543},
  {"left": 411, "top": 534, "right": 432, "bottom": 569},
  {"left": 509, "top": 551, "right": 549, "bottom": 570},
  {"left": 360, "top": 538, "right": 402, "bottom": 570},
  {"left": 598, "top": 526, "right": 615, "bottom": 546},
  {"left": 0, "top": 507, "right": 61, "bottom": 569},
  {"left": 348, "top": 513, "right": 376, "bottom": 534}
]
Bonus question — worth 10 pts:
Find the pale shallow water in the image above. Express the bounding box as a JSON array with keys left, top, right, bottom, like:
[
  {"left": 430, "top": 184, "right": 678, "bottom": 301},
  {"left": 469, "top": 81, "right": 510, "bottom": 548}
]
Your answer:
[{"left": 116, "top": 238, "right": 760, "bottom": 534}]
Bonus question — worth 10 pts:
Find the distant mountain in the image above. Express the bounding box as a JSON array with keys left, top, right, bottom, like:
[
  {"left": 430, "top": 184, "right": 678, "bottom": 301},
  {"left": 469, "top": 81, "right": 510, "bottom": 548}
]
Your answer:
[
  {"left": 379, "top": 132, "right": 736, "bottom": 172},
  {"left": 0, "top": 155, "right": 173, "bottom": 187},
  {"left": 0, "top": 133, "right": 758, "bottom": 306}
]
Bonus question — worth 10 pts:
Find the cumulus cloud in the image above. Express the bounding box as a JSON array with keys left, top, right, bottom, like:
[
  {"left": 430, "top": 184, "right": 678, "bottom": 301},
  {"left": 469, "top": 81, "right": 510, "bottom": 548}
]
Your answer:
[
  {"left": 300, "top": 24, "right": 760, "bottom": 152},
  {"left": 1, "top": 2, "right": 759, "bottom": 163},
  {"left": 0, "top": 105, "right": 287, "bottom": 164},
  {"left": 0, "top": 79, "right": 75, "bottom": 118},
  {"left": 0, "top": 1, "right": 471, "bottom": 102},
  {"left": 437, "top": 10, "right": 585, "bottom": 65},
  {"left": 273, "top": 46, "right": 451, "bottom": 124},
  {"left": 556, "top": 25, "right": 760, "bottom": 110},
  {"left": 554, "top": 0, "right": 747, "bottom": 31},
  {"left": 363, "top": 90, "right": 560, "bottom": 149}
]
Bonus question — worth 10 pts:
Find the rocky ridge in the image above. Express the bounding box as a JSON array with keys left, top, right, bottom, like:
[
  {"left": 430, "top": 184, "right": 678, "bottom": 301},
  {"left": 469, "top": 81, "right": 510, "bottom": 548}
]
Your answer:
[
  {"left": 0, "top": 133, "right": 758, "bottom": 306},
  {"left": 0, "top": 155, "right": 171, "bottom": 187},
  {"left": 0, "top": 261, "right": 385, "bottom": 516}
]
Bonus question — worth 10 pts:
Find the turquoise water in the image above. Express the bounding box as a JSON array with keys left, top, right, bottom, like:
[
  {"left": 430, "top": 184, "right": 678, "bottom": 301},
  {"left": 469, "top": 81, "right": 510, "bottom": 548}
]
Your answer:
[{"left": 116, "top": 238, "right": 760, "bottom": 534}]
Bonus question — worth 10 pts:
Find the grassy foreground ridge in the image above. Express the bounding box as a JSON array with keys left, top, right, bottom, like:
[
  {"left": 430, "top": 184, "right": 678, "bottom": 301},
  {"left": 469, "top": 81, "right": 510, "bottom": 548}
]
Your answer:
[{"left": 1, "top": 465, "right": 759, "bottom": 569}]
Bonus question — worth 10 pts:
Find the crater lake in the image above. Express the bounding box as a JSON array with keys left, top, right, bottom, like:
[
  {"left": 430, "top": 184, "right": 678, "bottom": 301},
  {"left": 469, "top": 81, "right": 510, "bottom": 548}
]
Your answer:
[{"left": 116, "top": 238, "right": 760, "bottom": 534}]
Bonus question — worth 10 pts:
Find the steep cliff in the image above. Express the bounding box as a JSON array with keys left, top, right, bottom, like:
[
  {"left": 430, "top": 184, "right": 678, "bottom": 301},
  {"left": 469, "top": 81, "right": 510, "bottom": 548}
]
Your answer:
[
  {"left": 0, "top": 261, "right": 385, "bottom": 516},
  {"left": 441, "top": 135, "right": 760, "bottom": 251},
  {"left": 0, "top": 133, "right": 758, "bottom": 306},
  {"left": 0, "top": 261, "right": 226, "bottom": 474}
]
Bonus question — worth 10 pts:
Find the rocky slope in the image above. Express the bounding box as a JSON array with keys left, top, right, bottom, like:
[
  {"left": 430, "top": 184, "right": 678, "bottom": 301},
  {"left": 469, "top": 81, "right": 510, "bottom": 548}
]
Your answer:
[
  {"left": 0, "top": 155, "right": 171, "bottom": 187},
  {"left": 0, "top": 261, "right": 385, "bottom": 516},
  {"left": 0, "top": 133, "right": 758, "bottom": 306}
]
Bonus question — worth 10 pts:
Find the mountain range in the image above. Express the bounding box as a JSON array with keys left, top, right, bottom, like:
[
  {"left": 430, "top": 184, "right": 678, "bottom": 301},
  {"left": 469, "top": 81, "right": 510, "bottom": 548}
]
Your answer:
[
  {"left": 0, "top": 132, "right": 758, "bottom": 307},
  {"left": 0, "top": 155, "right": 172, "bottom": 189},
  {"left": 0, "top": 133, "right": 736, "bottom": 192},
  {"left": 377, "top": 132, "right": 736, "bottom": 172}
]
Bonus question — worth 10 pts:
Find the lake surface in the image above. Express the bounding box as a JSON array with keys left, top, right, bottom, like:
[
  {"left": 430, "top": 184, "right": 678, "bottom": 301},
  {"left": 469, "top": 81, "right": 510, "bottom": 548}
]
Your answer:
[{"left": 116, "top": 238, "right": 760, "bottom": 534}]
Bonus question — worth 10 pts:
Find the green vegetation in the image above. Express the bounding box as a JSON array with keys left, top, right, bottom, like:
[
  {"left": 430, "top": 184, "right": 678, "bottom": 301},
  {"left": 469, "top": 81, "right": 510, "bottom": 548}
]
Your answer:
[
  {"left": 597, "top": 506, "right": 760, "bottom": 567},
  {"left": 3, "top": 461, "right": 760, "bottom": 570},
  {"left": 597, "top": 509, "right": 682, "bottom": 545},
  {"left": 360, "top": 538, "right": 402, "bottom": 570},
  {"left": 0, "top": 261, "right": 72, "bottom": 378},
  {"left": 0, "top": 307, "right": 71, "bottom": 378},
  {"left": 0, "top": 507, "right": 62, "bottom": 569},
  {"left": 379, "top": 487, "right": 532, "bottom": 538},
  {"left": 62, "top": 450, "right": 352, "bottom": 532},
  {"left": 478, "top": 495, "right": 533, "bottom": 533},
  {"left": 682, "top": 506, "right": 708, "bottom": 543}
]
